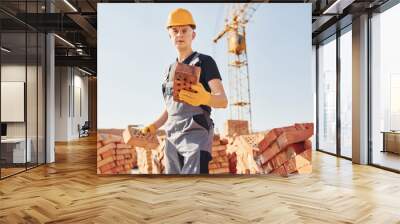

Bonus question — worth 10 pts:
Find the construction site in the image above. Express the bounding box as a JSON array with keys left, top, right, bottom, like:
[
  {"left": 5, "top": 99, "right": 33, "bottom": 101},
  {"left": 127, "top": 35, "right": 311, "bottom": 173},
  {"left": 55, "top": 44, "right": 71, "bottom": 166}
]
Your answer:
[
  {"left": 1, "top": 1, "right": 400, "bottom": 223},
  {"left": 96, "top": 3, "right": 313, "bottom": 175}
]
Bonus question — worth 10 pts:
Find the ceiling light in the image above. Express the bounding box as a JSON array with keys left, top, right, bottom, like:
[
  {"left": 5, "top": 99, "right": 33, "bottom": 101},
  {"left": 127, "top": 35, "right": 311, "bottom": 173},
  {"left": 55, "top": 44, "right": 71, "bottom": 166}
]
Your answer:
[
  {"left": 323, "top": 0, "right": 355, "bottom": 15},
  {"left": 54, "top": 34, "right": 75, "bottom": 48},
  {"left": 78, "top": 67, "right": 92, "bottom": 76},
  {"left": 63, "top": 0, "right": 78, "bottom": 12},
  {"left": 1, "top": 47, "right": 11, "bottom": 53}
]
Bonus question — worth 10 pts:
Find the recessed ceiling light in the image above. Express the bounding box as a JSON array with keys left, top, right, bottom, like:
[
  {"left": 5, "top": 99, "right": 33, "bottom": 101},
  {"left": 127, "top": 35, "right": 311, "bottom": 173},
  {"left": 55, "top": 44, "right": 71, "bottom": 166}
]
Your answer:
[
  {"left": 54, "top": 34, "right": 75, "bottom": 48},
  {"left": 63, "top": 0, "right": 78, "bottom": 12},
  {"left": 1, "top": 47, "right": 11, "bottom": 53}
]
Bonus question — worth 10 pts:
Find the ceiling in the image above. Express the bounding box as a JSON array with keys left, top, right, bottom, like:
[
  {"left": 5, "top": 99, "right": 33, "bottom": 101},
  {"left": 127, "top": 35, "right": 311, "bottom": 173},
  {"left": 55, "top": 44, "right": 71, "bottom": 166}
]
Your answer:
[{"left": 0, "top": 0, "right": 394, "bottom": 75}]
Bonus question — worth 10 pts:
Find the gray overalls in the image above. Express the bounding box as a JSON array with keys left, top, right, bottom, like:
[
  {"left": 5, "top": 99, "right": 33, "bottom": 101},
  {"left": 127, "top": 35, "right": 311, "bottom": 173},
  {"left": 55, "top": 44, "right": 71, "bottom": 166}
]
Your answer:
[{"left": 162, "top": 53, "right": 214, "bottom": 174}]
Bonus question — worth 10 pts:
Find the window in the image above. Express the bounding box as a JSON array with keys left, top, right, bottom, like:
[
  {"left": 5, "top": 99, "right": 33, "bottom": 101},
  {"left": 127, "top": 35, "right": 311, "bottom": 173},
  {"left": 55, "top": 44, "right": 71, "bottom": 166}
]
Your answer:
[
  {"left": 318, "top": 36, "right": 337, "bottom": 154},
  {"left": 371, "top": 3, "right": 400, "bottom": 171},
  {"left": 339, "top": 28, "right": 352, "bottom": 158}
]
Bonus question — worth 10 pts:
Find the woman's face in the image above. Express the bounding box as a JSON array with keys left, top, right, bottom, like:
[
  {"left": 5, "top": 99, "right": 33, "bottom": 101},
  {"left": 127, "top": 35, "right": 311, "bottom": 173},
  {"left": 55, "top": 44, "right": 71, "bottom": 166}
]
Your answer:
[{"left": 168, "top": 25, "right": 196, "bottom": 50}]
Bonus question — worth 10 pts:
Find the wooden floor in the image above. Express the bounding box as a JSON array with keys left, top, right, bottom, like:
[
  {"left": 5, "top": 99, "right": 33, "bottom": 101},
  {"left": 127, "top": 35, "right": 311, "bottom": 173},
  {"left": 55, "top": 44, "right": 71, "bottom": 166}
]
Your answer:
[{"left": 1, "top": 136, "right": 400, "bottom": 223}]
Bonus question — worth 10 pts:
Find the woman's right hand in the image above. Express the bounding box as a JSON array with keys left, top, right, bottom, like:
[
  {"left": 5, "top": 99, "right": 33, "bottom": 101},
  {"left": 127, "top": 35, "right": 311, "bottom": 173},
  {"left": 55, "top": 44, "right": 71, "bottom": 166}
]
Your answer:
[{"left": 141, "top": 124, "right": 157, "bottom": 134}]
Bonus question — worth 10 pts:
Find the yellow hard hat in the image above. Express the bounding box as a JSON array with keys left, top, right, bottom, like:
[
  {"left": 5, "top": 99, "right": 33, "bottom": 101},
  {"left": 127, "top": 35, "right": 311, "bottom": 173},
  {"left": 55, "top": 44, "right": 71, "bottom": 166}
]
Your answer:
[{"left": 166, "top": 8, "right": 196, "bottom": 29}]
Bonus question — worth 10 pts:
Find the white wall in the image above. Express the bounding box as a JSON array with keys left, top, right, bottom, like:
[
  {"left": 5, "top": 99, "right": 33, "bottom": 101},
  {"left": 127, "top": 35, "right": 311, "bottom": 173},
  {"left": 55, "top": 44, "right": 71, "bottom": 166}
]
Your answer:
[{"left": 54, "top": 67, "right": 89, "bottom": 141}]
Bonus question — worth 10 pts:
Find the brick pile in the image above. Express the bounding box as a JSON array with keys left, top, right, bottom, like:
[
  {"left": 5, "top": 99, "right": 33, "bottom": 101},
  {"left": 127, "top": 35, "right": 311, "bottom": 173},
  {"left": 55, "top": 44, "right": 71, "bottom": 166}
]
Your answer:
[
  {"left": 254, "top": 123, "right": 314, "bottom": 176},
  {"left": 208, "top": 134, "right": 230, "bottom": 174},
  {"left": 97, "top": 131, "right": 137, "bottom": 174},
  {"left": 227, "top": 133, "right": 265, "bottom": 174},
  {"left": 172, "top": 62, "right": 201, "bottom": 103}
]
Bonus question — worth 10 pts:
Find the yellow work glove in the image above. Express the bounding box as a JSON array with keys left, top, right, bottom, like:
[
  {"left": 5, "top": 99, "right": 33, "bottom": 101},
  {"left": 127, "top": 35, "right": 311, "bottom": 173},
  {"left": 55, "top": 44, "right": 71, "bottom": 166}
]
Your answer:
[
  {"left": 141, "top": 124, "right": 157, "bottom": 134},
  {"left": 179, "top": 83, "right": 211, "bottom": 106}
]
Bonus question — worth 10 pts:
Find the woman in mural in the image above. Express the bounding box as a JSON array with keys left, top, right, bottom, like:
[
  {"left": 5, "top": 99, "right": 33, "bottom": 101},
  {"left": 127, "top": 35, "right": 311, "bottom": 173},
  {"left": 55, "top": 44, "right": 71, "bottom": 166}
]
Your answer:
[{"left": 141, "top": 8, "right": 228, "bottom": 174}]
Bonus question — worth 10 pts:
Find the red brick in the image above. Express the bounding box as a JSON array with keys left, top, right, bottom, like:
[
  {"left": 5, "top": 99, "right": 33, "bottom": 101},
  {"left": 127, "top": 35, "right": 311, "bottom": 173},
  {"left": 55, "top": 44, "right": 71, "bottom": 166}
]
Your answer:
[
  {"left": 97, "top": 156, "right": 115, "bottom": 168},
  {"left": 257, "top": 130, "right": 279, "bottom": 152},
  {"left": 97, "top": 143, "right": 116, "bottom": 155},
  {"left": 261, "top": 161, "right": 274, "bottom": 174},
  {"left": 100, "top": 149, "right": 115, "bottom": 159},
  {"left": 294, "top": 122, "right": 314, "bottom": 132},
  {"left": 111, "top": 165, "right": 124, "bottom": 173},
  {"left": 224, "top": 120, "right": 249, "bottom": 136},
  {"left": 283, "top": 148, "right": 312, "bottom": 174},
  {"left": 257, "top": 126, "right": 297, "bottom": 152},
  {"left": 257, "top": 142, "right": 281, "bottom": 165},
  {"left": 212, "top": 134, "right": 221, "bottom": 146},
  {"left": 123, "top": 126, "right": 159, "bottom": 149},
  {"left": 209, "top": 167, "right": 230, "bottom": 174},
  {"left": 212, "top": 145, "right": 227, "bottom": 152},
  {"left": 116, "top": 143, "right": 132, "bottom": 149},
  {"left": 271, "top": 165, "right": 288, "bottom": 177},
  {"left": 276, "top": 129, "right": 313, "bottom": 150},
  {"left": 99, "top": 161, "right": 116, "bottom": 173},
  {"left": 294, "top": 164, "right": 312, "bottom": 174},
  {"left": 101, "top": 134, "right": 123, "bottom": 146},
  {"left": 116, "top": 148, "right": 131, "bottom": 155},
  {"left": 220, "top": 138, "right": 229, "bottom": 145},
  {"left": 115, "top": 154, "right": 125, "bottom": 160},
  {"left": 116, "top": 160, "right": 126, "bottom": 166},
  {"left": 172, "top": 62, "right": 201, "bottom": 102}
]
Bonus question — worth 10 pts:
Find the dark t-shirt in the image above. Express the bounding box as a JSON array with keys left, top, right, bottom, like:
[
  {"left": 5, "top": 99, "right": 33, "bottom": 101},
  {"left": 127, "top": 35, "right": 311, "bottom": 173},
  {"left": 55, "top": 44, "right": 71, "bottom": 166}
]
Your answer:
[{"left": 178, "top": 51, "right": 222, "bottom": 113}]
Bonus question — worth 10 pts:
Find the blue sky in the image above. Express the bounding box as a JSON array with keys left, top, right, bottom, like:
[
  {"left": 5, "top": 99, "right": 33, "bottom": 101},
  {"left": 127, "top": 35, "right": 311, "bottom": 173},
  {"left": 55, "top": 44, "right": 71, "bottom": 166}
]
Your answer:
[{"left": 98, "top": 3, "right": 313, "bottom": 133}]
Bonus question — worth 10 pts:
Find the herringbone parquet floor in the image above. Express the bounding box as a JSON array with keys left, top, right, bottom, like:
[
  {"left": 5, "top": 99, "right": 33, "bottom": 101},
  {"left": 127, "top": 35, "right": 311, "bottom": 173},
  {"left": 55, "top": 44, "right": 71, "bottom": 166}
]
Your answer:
[{"left": 0, "top": 135, "right": 399, "bottom": 224}]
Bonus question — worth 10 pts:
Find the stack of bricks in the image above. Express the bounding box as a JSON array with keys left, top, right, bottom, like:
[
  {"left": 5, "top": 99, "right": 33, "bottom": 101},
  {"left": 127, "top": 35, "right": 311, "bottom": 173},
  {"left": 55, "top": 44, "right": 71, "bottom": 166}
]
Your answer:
[
  {"left": 208, "top": 134, "right": 230, "bottom": 174},
  {"left": 97, "top": 131, "right": 137, "bottom": 174},
  {"left": 254, "top": 123, "right": 314, "bottom": 176},
  {"left": 172, "top": 62, "right": 201, "bottom": 103},
  {"left": 224, "top": 120, "right": 249, "bottom": 137},
  {"left": 122, "top": 125, "right": 160, "bottom": 174},
  {"left": 228, "top": 133, "right": 265, "bottom": 174}
]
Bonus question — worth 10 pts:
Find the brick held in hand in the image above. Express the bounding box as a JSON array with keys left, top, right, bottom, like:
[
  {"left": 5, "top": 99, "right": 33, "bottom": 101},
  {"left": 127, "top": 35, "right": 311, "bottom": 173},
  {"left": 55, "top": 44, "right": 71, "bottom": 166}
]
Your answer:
[
  {"left": 276, "top": 128, "right": 313, "bottom": 150},
  {"left": 123, "top": 126, "right": 159, "bottom": 149},
  {"left": 171, "top": 62, "right": 201, "bottom": 102}
]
